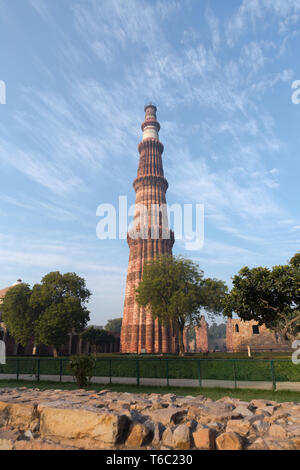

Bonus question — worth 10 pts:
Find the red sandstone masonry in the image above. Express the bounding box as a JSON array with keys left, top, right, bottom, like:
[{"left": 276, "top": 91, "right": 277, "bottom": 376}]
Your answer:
[
  {"left": 195, "top": 317, "right": 209, "bottom": 353},
  {"left": 120, "top": 106, "right": 177, "bottom": 353}
]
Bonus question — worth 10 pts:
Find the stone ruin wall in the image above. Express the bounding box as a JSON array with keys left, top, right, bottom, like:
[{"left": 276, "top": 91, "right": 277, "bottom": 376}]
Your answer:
[
  {"left": 183, "top": 317, "right": 209, "bottom": 353},
  {"left": 1, "top": 388, "right": 300, "bottom": 450}
]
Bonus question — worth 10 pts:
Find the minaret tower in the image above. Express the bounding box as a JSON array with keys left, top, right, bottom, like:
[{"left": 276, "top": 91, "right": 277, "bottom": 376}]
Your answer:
[{"left": 120, "top": 105, "right": 177, "bottom": 353}]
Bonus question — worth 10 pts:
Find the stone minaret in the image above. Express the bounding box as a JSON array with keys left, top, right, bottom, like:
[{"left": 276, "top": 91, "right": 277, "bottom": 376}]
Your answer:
[{"left": 120, "top": 105, "right": 177, "bottom": 354}]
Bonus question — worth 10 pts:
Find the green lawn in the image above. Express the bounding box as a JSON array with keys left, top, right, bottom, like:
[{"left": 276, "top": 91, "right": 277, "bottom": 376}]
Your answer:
[
  {"left": 1, "top": 355, "right": 299, "bottom": 382},
  {"left": 0, "top": 379, "right": 299, "bottom": 403},
  {"left": 96, "top": 351, "right": 293, "bottom": 359}
]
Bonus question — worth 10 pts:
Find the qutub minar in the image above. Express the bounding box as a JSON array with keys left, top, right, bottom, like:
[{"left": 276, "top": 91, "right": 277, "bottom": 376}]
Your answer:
[{"left": 120, "top": 104, "right": 178, "bottom": 353}]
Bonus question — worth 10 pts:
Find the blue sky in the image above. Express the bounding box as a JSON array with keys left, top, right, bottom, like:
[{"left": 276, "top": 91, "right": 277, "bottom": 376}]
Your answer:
[{"left": 0, "top": 0, "right": 299, "bottom": 326}]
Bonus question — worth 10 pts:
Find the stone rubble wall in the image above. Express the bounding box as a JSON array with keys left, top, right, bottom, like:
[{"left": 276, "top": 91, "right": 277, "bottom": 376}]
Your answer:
[
  {"left": 226, "top": 318, "right": 290, "bottom": 352},
  {"left": 0, "top": 388, "right": 300, "bottom": 450},
  {"left": 183, "top": 317, "right": 209, "bottom": 353}
]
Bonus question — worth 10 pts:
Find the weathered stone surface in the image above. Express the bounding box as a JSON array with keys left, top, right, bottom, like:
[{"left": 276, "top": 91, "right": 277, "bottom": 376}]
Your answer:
[
  {"left": 256, "top": 406, "right": 275, "bottom": 416},
  {"left": 226, "top": 419, "right": 251, "bottom": 437},
  {"left": 265, "top": 439, "right": 296, "bottom": 450},
  {"left": 268, "top": 424, "right": 287, "bottom": 439},
  {"left": 266, "top": 410, "right": 290, "bottom": 423},
  {"left": 253, "top": 420, "right": 270, "bottom": 434},
  {"left": 193, "top": 427, "right": 216, "bottom": 449},
  {"left": 40, "top": 407, "right": 130, "bottom": 445},
  {"left": 188, "top": 403, "right": 235, "bottom": 423},
  {"left": 286, "top": 425, "right": 300, "bottom": 438},
  {"left": 291, "top": 438, "right": 300, "bottom": 450},
  {"left": 250, "top": 400, "right": 274, "bottom": 409},
  {"left": 146, "top": 407, "right": 186, "bottom": 426},
  {"left": 0, "top": 438, "right": 14, "bottom": 450},
  {"left": 14, "top": 440, "right": 77, "bottom": 450},
  {"left": 161, "top": 427, "right": 173, "bottom": 447},
  {"left": 247, "top": 437, "right": 268, "bottom": 450},
  {"left": 126, "top": 423, "right": 151, "bottom": 447},
  {"left": 172, "top": 424, "right": 191, "bottom": 450},
  {"left": 0, "top": 389, "right": 299, "bottom": 451},
  {"left": 232, "top": 405, "right": 253, "bottom": 418},
  {"left": 216, "top": 432, "right": 243, "bottom": 450},
  {"left": 8, "top": 403, "right": 36, "bottom": 429}
]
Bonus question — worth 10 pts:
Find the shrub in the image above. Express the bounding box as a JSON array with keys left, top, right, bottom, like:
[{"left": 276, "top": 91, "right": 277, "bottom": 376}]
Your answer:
[{"left": 68, "top": 355, "right": 96, "bottom": 388}]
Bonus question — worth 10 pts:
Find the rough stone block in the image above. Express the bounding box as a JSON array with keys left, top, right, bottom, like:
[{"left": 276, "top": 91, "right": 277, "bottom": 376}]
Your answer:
[
  {"left": 216, "top": 432, "right": 243, "bottom": 450},
  {"left": 192, "top": 427, "right": 216, "bottom": 449},
  {"left": 40, "top": 407, "right": 130, "bottom": 445}
]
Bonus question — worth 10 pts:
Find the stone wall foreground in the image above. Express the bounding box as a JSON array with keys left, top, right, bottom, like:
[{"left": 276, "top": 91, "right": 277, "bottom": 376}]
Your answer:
[{"left": 0, "top": 388, "right": 300, "bottom": 450}]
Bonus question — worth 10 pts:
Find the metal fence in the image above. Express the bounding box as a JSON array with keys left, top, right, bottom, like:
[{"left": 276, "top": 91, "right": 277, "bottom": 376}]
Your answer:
[{"left": 0, "top": 357, "right": 299, "bottom": 390}]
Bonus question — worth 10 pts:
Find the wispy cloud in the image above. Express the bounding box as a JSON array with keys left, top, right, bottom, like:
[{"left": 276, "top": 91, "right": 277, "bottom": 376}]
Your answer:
[
  {"left": 226, "top": 0, "right": 300, "bottom": 46},
  {"left": 0, "top": 0, "right": 299, "bottom": 323},
  {"left": 28, "top": 0, "right": 49, "bottom": 20},
  {"left": 205, "top": 7, "right": 220, "bottom": 52}
]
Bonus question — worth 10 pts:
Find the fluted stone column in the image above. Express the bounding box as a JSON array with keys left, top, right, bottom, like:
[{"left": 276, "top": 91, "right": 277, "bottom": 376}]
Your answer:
[{"left": 120, "top": 105, "right": 176, "bottom": 353}]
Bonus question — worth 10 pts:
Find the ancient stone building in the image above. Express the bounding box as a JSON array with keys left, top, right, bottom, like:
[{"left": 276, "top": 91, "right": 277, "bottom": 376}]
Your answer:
[
  {"left": 226, "top": 318, "right": 289, "bottom": 352},
  {"left": 120, "top": 105, "right": 177, "bottom": 354},
  {"left": 195, "top": 317, "right": 209, "bottom": 352}
]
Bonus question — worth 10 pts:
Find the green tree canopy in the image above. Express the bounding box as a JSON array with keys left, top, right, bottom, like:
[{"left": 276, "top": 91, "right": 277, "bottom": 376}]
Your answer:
[
  {"left": 136, "top": 255, "right": 228, "bottom": 355},
  {"left": 30, "top": 272, "right": 91, "bottom": 357},
  {"left": 223, "top": 253, "right": 300, "bottom": 343},
  {"left": 208, "top": 322, "right": 227, "bottom": 340},
  {"left": 82, "top": 326, "right": 114, "bottom": 351},
  {"left": 1, "top": 283, "right": 37, "bottom": 349},
  {"left": 104, "top": 318, "right": 122, "bottom": 334}
]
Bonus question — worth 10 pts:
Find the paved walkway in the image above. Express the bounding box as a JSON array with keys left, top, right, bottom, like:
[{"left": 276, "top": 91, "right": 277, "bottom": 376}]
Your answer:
[{"left": 1, "top": 373, "right": 300, "bottom": 391}]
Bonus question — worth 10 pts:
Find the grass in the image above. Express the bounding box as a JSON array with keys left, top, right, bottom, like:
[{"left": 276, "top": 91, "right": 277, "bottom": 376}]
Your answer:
[
  {"left": 0, "top": 379, "right": 299, "bottom": 403},
  {"left": 93, "top": 351, "right": 293, "bottom": 359},
  {"left": 1, "top": 355, "right": 299, "bottom": 381}
]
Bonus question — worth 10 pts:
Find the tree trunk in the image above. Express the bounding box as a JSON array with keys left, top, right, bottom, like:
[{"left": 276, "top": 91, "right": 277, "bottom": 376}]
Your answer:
[
  {"left": 68, "top": 333, "right": 72, "bottom": 355},
  {"left": 178, "top": 327, "right": 185, "bottom": 356},
  {"left": 78, "top": 337, "right": 82, "bottom": 355},
  {"left": 52, "top": 347, "right": 58, "bottom": 358}
]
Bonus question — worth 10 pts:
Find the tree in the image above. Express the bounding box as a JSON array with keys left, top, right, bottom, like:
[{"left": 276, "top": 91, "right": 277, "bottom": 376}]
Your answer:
[
  {"left": 105, "top": 318, "right": 122, "bottom": 334},
  {"left": 69, "top": 355, "right": 96, "bottom": 388},
  {"left": 136, "top": 255, "right": 228, "bottom": 355},
  {"left": 1, "top": 283, "right": 38, "bottom": 353},
  {"left": 208, "top": 322, "right": 227, "bottom": 340},
  {"left": 82, "top": 326, "right": 114, "bottom": 353},
  {"left": 30, "top": 272, "right": 91, "bottom": 357},
  {"left": 223, "top": 253, "right": 300, "bottom": 343}
]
